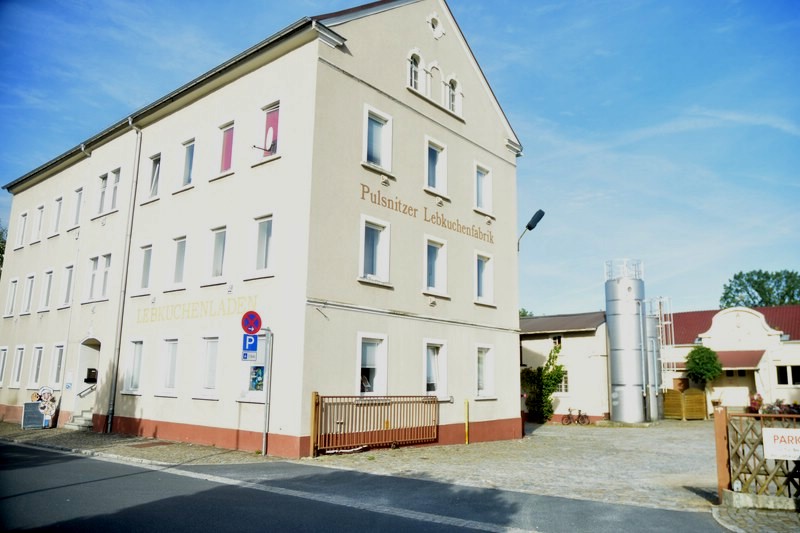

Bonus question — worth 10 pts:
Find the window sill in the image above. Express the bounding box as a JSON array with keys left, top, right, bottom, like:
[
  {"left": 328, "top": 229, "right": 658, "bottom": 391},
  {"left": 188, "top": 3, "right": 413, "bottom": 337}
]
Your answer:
[
  {"left": 2, "top": 314, "right": 13, "bottom": 319},
  {"left": 423, "top": 187, "right": 450, "bottom": 202},
  {"left": 474, "top": 396, "right": 497, "bottom": 402},
  {"left": 163, "top": 286, "right": 186, "bottom": 294},
  {"left": 36, "top": 309, "right": 51, "bottom": 314},
  {"left": 81, "top": 298, "right": 110, "bottom": 305},
  {"left": 361, "top": 161, "right": 395, "bottom": 179},
  {"left": 473, "top": 207, "right": 495, "bottom": 219},
  {"left": 140, "top": 197, "right": 160, "bottom": 207},
  {"left": 8, "top": 385, "right": 21, "bottom": 390},
  {"left": 243, "top": 272, "right": 275, "bottom": 282},
  {"left": 154, "top": 392, "right": 178, "bottom": 398},
  {"left": 66, "top": 225, "right": 80, "bottom": 233},
  {"left": 209, "top": 170, "right": 235, "bottom": 183},
  {"left": 19, "top": 312, "right": 31, "bottom": 317},
  {"left": 47, "top": 232, "right": 60, "bottom": 240},
  {"left": 200, "top": 279, "right": 227, "bottom": 288},
  {"left": 121, "top": 391, "right": 142, "bottom": 396},
  {"left": 358, "top": 277, "right": 394, "bottom": 289},
  {"left": 474, "top": 301, "right": 497, "bottom": 309},
  {"left": 13, "top": 245, "right": 23, "bottom": 251},
  {"left": 192, "top": 394, "right": 220, "bottom": 401},
  {"left": 172, "top": 184, "right": 195, "bottom": 195},
  {"left": 407, "top": 87, "right": 465, "bottom": 122},
  {"left": 251, "top": 154, "right": 281, "bottom": 169},
  {"left": 91, "top": 209, "right": 119, "bottom": 221},
  {"left": 29, "top": 239, "right": 41, "bottom": 246},
  {"left": 56, "top": 304, "right": 72, "bottom": 311},
  {"left": 423, "top": 290, "right": 450, "bottom": 300},
  {"left": 129, "top": 291, "right": 151, "bottom": 299}
]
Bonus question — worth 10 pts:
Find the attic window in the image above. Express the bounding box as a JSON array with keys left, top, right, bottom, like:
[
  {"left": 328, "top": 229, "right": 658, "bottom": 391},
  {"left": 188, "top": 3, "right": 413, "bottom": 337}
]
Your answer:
[{"left": 427, "top": 13, "right": 445, "bottom": 39}]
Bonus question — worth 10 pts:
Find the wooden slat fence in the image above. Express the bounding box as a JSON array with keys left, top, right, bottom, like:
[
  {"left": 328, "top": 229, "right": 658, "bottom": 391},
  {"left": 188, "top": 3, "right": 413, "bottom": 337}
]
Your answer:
[
  {"left": 310, "top": 393, "right": 438, "bottom": 456},
  {"left": 664, "top": 388, "right": 707, "bottom": 420},
  {"left": 714, "top": 406, "right": 800, "bottom": 504}
]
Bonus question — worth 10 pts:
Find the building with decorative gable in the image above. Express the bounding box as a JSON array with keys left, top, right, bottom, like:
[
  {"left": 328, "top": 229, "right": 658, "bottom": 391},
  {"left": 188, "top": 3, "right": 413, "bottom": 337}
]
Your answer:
[{"left": 0, "top": 0, "right": 524, "bottom": 457}]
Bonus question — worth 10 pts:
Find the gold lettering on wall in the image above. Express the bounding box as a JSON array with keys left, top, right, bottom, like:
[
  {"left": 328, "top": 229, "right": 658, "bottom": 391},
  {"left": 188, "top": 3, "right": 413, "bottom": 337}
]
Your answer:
[
  {"left": 359, "top": 183, "right": 494, "bottom": 244},
  {"left": 136, "top": 296, "right": 258, "bottom": 323}
]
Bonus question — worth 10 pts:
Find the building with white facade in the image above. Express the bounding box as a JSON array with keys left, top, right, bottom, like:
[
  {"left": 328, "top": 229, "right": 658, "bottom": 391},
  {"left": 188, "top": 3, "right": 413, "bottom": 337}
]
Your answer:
[
  {"left": 519, "top": 312, "right": 610, "bottom": 422},
  {"left": 0, "top": 0, "right": 525, "bottom": 457}
]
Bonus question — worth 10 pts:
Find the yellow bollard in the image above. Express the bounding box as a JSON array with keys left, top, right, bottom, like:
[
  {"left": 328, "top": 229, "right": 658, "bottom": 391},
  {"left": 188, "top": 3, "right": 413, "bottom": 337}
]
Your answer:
[{"left": 465, "top": 399, "right": 469, "bottom": 444}]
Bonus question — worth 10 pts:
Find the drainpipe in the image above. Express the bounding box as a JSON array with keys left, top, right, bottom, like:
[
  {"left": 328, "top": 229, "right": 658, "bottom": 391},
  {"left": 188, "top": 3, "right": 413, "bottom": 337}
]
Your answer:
[{"left": 106, "top": 117, "right": 142, "bottom": 433}]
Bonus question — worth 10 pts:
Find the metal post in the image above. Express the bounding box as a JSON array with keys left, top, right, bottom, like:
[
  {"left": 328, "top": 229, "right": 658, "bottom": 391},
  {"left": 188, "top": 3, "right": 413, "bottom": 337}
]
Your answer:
[{"left": 262, "top": 328, "right": 274, "bottom": 456}]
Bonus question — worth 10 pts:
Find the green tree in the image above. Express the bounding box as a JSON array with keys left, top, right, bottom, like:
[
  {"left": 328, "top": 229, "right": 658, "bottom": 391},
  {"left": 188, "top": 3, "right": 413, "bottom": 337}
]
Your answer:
[
  {"left": 720, "top": 270, "right": 800, "bottom": 308},
  {"left": 685, "top": 346, "right": 722, "bottom": 386},
  {"left": 519, "top": 308, "right": 534, "bottom": 318},
  {"left": 520, "top": 344, "right": 564, "bottom": 423}
]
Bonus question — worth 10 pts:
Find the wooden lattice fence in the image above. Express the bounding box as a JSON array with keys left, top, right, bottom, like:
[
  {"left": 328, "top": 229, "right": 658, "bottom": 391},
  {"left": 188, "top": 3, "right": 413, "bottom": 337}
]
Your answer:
[{"left": 714, "top": 406, "right": 800, "bottom": 506}]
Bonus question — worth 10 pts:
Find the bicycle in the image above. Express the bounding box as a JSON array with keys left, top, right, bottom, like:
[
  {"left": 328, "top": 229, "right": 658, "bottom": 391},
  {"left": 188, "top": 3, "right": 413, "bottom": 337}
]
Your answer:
[{"left": 561, "top": 408, "right": 590, "bottom": 425}]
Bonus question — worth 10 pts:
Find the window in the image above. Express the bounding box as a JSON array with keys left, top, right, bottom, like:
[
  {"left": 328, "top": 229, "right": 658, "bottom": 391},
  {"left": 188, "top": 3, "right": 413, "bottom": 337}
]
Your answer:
[
  {"left": 201, "top": 337, "right": 219, "bottom": 392},
  {"left": 220, "top": 124, "right": 234, "bottom": 173},
  {"left": 32, "top": 205, "right": 44, "bottom": 242},
  {"left": 475, "top": 165, "right": 492, "bottom": 213},
  {"left": 211, "top": 228, "right": 226, "bottom": 278},
  {"left": 61, "top": 265, "right": 74, "bottom": 306},
  {"left": 11, "top": 346, "right": 24, "bottom": 387},
  {"left": 552, "top": 335, "right": 562, "bottom": 346},
  {"left": 72, "top": 188, "right": 83, "bottom": 227},
  {"left": 110, "top": 169, "right": 120, "bottom": 210},
  {"left": 364, "top": 107, "right": 392, "bottom": 170},
  {"left": 21, "top": 275, "right": 34, "bottom": 314},
  {"left": 476, "top": 345, "right": 494, "bottom": 398},
  {"left": 475, "top": 253, "right": 494, "bottom": 304},
  {"left": 40, "top": 270, "right": 53, "bottom": 310},
  {"left": 173, "top": 237, "right": 186, "bottom": 284},
  {"left": 556, "top": 371, "right": 569, "bottom": 393},
  {"left": 424, "top": 340, "right": 447, "bottom": 398},
  {"left": 51, "top": 345, "right": 65, "bottom": 387},
  {"left": 149, "top": 155, "right": 161, "bottom": 198},
  {"left": 0, "top": 348, "right": 7, "bottom": 385},
  {"left": 4, "top": 280, "right": 17, "bottom": 316},
  {"left": 359, "top": 216, "right": 390, "bottom": 282},
  {"left": 162, "top": 339, "right": 178, "bottom": 393},
  {"left": 776, "top": 365, "right": 800, "bottom": 386},
  {"left": 125, "top": 341, "right": 143, "bottom": 393},
  {"left": 89, "top": 254, "right": 111, "bottom": 300},
  {"left": 425, "top": 237, "right": 447, "bottom": 294},
  {"left": 52, "top": 197, "right": 63, "bottom": 234},
  {"left": 255, "top": 217, "right": 272, "bottom": 271},
  {"left": 408, "top": 55, "right": 420, "bottom": 90},
  {"left": 16, "top": 212, "right": 27, "bottom": 247},
  {"left": 446, "top": 79, "right": 461, "bottom": 113},
  {"left": 358, "top": 333, "right": 387, "bottom": 395},
  {"left": 262, "top": 105, "right": 279, "bottom": 157},
  {"left": 140, "top": 246, "right": 152, "bottom": 290},
  {"left": 425, "top": 138, "right": 447, "bottom": 192},
  {"left": 182, "top": 141, "right": 195, "bottom": 186},
  {"left": 29, "top": 346, "right": 44, "bottom": 387},
  {"left": 98, "top": 174, "right": 108, "bottom": 213}
]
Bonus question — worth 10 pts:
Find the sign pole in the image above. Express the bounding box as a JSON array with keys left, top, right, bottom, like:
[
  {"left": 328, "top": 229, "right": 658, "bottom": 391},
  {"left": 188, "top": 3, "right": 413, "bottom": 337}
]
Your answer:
[{"left": 262, "top": 328, "right": 274, "bottom": 456}]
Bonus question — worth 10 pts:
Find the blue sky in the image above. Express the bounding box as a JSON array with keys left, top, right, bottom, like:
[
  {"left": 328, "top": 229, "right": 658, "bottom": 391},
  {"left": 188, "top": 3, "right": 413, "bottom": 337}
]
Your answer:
[{"left": 1, "top": 0, "right": 798, "bottom": 315}]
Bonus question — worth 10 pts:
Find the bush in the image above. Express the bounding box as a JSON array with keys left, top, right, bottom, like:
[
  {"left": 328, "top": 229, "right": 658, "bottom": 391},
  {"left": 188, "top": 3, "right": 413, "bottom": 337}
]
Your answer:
[{"left": 685, "top": 346, "right": 722, "bottom": 385}]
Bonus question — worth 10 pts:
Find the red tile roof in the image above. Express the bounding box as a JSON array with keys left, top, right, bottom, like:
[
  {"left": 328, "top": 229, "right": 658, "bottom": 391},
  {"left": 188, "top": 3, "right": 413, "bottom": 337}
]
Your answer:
[{"left": 672, "top": 305, "right": 800, "bottom": 345}]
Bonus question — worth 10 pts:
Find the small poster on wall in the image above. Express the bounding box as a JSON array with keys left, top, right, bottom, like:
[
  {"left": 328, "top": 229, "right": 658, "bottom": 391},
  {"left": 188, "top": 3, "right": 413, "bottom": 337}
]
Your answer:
[{"left": 249, "top": 366, "right": 265, "bottom": 392}]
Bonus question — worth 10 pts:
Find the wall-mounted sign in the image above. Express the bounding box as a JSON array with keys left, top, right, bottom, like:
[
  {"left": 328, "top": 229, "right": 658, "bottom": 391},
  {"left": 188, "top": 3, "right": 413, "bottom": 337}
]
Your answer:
[
  {"left": 763, "top": 428, "right": 800, "bottom": 460},
  {"left": 241, "top": 310, "right": 262, "bottom": 334}
]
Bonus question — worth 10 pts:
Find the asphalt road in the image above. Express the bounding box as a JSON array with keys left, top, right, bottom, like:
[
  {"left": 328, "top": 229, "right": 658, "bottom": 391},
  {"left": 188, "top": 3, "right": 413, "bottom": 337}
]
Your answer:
[{"left": 0, "top": 442, "right": 724, "bottom": 532}]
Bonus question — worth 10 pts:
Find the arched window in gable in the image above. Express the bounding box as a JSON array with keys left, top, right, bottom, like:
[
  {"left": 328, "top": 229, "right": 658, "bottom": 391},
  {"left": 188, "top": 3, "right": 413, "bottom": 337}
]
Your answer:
[{"left": 409, "top": 54, "right": 420, "bottom": 90}]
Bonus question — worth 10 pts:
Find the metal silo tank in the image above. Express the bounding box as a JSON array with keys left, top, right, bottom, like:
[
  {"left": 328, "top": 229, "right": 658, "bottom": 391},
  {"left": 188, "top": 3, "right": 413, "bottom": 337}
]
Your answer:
[
  {"left": 605, "top": 259, "right": 646, "bottom": 423},
  {"left": 645, "top": 313, "right": 662, "bottom": 420}
]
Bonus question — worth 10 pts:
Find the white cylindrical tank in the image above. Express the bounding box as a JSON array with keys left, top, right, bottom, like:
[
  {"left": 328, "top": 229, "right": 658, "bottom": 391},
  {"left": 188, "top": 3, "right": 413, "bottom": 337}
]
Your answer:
[{"left": 605, "top": 259, "right": 646, "bottom": 423}]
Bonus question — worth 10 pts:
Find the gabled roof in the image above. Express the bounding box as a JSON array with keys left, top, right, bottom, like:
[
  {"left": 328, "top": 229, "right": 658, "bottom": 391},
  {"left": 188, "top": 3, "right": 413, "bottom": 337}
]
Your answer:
[
  {"left": 672, "top": 305, "right": 800, "bottom": 345},
  {"left": 520, "top": 311, "right": 606, "bottom": 335},
  {"left": 314, "top": 0, "right": 522, "bottom": 155}
]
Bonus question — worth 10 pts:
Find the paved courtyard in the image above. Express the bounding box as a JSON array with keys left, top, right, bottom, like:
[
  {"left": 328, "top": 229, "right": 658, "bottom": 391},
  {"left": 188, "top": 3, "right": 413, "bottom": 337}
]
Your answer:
[{"left": 310, "top": 420, "right": 719, "bottom": 512}]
